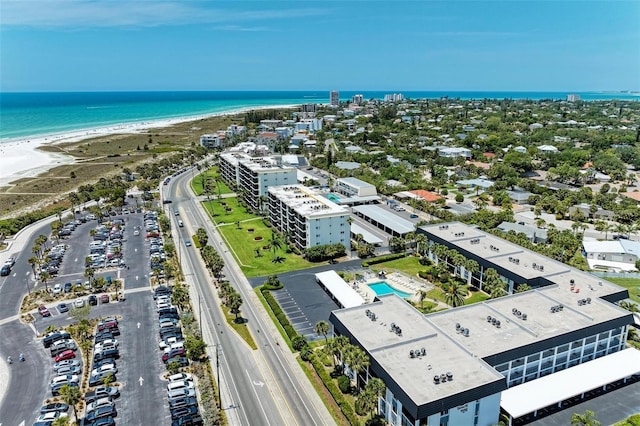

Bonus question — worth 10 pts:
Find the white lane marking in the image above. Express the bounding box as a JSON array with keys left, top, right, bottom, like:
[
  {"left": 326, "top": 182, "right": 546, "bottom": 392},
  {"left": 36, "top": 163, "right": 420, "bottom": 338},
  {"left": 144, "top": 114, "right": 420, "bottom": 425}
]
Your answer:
[
  {"left": 139, "top": 376, "right": 144, "bottom": 386},
  {"left": 137, "top": 322, "right": 141, "bottom": 329}
]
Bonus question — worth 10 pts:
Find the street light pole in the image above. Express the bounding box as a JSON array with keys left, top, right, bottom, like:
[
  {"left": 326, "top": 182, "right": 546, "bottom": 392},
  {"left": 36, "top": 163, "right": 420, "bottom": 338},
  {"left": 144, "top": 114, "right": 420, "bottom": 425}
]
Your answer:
[
  {"left": 216, "top": 343, "right": 222, "bottom": 409},
  {"left": 25, "top": 277, "right": 31, "bottom": 295}
]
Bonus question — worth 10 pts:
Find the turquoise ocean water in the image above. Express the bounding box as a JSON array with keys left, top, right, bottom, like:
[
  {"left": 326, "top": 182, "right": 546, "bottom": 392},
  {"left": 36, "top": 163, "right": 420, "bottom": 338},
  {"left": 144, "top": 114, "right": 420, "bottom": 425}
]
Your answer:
[{"left": 1, "top": 90, "right": 638, "bottom": 141}]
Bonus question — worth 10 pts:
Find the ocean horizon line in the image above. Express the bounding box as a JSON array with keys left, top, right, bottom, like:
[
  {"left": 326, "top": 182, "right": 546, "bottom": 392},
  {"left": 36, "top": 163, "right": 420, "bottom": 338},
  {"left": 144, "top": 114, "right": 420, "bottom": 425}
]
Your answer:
[{"left": 2, "top": 90, "right": 638, "bottom": 142}]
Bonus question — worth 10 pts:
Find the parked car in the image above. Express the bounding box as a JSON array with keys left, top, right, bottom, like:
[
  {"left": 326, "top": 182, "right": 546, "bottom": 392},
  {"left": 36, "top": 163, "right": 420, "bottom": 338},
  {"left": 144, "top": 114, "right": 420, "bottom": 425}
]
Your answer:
[
  {"left": 168, "top": 396, "right": 198, "bottom": 410},
  {"left": 35, "top": 411, "right": 68, "bottom": 424},
  {"left": 40, "top": 402, "right": 70, "bottom": 414},
  {"left": 38, "top": 305, "right": 51, "bottom": 317},
  {"left": 55, "top": 350, "right": 76, "bottom": 363},
  {"left": 84, "top": 386, "right": 120, "bottom": 404},
  {"left": 89, "top": 371, "right": 117, "bottom": 387},
  {"left": 165, "top": 356, "right": 189, "bottom": 368},
  {"left": 100, "top": 294, "right": 110, "bottom": 304},
  {"left": 51, "top": 381, "right": 79, "bottom": 396},
  {"left": 53, "top": 284, "right": 62, "bottom": 294},
  {"left": 43, "top": 331, "right": 71, "bottom": 348},
  {"left": 74, "top": 298, "right": 85, "bottom": 308},
  {"left": 86, "top": 397, "right": 114, "bottom": 413},
  {"left": 54, "top": 358, "right": 81, "bottom": 370},
  {"left": 55, "top": 365, "right": 81, "bottom": 376},
  {"left": 168, "top": 372, "right": 193, "bottom": 383},
  {"left": 91, "top": 363, "right": 118, "bottom": 376},
  {"left": 89, "top": 295, "right": 98, "bottom": 306},
  {"left": 85, "top": 405, "right": 117, "bottom": 422},
  {"left": 171, "top": 414, "right": 203, "bottom": 426},
  {"left": 85, "top": 416, "right": 116, "bottom": 426},
  {"left": 57, "top": 303, "right": 69, "bottom": 313},
  {"left": 93, "top": 349, "right": 119, "bottom": 362},
  {"left": 50, "top": 374, "right": 80, "bottom": 387}
]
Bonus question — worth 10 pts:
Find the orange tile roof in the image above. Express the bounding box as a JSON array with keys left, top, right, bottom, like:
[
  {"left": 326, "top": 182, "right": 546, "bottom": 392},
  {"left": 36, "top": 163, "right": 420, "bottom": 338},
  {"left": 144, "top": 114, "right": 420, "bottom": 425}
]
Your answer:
[
  {"left": 483, "top": 152, "right": 496, "bottom": 158},
  {"left": 409, "top": 189, "right": 442, "bottom": 202},
  {"left": 620, "top": 192, "right": 640, "bottom": 202}
]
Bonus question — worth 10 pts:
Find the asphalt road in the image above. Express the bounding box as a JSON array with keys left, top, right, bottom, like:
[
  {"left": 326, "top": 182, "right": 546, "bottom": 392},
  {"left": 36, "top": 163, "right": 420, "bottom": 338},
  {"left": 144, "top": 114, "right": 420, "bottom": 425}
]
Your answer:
[{"left": 168, "top": 170, "right": 332, "bottom": 426}]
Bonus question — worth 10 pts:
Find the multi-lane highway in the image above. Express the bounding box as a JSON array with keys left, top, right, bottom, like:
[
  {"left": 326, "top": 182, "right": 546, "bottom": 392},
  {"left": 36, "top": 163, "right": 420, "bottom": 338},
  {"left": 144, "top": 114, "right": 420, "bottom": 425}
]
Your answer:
[{"left": 165, "top": 168, "right": 333, "bottom": 426}]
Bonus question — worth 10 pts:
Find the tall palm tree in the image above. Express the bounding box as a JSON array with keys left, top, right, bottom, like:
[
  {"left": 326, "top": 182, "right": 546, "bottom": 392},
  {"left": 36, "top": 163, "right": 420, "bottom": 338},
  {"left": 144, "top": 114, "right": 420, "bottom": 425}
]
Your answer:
[
  {"left": 267, "top": 232, "right": 283, "bottom": 261},
  {"left": 443, "top": 282, "right": 466, "bottom": 307},
  {"left": 58, "top": 384, "right": 81, "bottom": 423},
  {"left": 417, "top": 290, "right": 428, "bottom": 309},
  {"left": 314, "top": 320, "right": 330, "bottom": 343},
  {"left": 28, "top": 256, "right": 39, "bottom": 276},
  {"left": 228, "top": 293, "right": 243, "bottom": 322},
  {"left": 464, "top": 259, "right": 480, "bottom": 285},
  {"left": 40, "top": 271, "right": 51, "bottom": 292}
]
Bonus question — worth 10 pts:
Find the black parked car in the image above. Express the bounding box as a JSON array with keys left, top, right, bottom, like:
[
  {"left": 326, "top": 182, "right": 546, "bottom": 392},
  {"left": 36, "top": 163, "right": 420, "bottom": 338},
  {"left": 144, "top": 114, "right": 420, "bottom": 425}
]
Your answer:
[
  {"left": 43, "top": 331, "right": 71, "bottom": 348},
  {"left": 88, "top": 295, "right": 98, "bottom": 306}
]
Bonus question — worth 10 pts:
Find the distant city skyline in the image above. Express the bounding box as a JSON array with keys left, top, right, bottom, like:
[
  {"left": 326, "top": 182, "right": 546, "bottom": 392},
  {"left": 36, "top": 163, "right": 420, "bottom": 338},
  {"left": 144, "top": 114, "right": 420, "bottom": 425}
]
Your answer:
[{"left": 1, "top": 1, "right": 639, "bottom": 92}]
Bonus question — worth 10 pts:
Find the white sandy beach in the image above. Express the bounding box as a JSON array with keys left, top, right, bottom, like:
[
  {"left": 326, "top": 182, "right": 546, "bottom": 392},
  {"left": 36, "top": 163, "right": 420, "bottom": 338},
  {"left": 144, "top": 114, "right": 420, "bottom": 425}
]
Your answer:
[{"left": 0, "top": 104, "right": 298, "bottom": 188}]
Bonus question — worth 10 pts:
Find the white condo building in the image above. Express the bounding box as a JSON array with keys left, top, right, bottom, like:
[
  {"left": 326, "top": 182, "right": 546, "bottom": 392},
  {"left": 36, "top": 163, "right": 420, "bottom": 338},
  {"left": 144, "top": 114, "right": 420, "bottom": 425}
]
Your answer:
[
  {"left": 268, "top": 185, "right": 351, "bottom": 252},
  {"left": 219, "top": 151, "right": 297, "bottom": 212}
]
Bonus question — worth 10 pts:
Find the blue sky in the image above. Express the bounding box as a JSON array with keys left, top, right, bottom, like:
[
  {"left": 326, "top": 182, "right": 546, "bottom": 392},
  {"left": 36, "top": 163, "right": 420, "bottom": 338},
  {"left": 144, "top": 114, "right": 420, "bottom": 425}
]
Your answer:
[{"left": 1, "top": 1, "right": 638, "bottom": 92}]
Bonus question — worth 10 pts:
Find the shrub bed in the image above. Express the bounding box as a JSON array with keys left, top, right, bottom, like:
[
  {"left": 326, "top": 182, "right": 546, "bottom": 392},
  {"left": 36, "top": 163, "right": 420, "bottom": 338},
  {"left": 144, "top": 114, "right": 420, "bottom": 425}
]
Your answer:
[
  {"left": 362, "top": 252, "right": 406, "bottom": 267},
  {"left": 261, "top": 287, "right": 297, "bottom": 341},
  {"left": 309, "top": 354, "right": 360, "bottom": 425}
]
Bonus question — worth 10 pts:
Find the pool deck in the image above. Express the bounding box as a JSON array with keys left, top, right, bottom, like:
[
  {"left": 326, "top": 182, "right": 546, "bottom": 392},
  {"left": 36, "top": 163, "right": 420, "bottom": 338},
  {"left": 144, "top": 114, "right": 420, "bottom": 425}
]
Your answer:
[{"left": 351, "top": 271, "right": 448, "bottom": 310}]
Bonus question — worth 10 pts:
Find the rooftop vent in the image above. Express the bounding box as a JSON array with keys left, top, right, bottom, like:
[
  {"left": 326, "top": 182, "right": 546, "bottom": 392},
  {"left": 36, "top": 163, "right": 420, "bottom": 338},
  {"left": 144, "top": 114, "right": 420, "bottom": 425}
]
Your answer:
[
  {"left": 433, "top": 375, "right": 441, "bottom": 384},
  {"left": 487, "top": 315, "right": 493, "bottom": 322},
  {"left": 446, "top": 372, "right": 453, "bottom": 381},
  {"left": 463, "top": 328, "right": 470, "bottom": 337},
  {"left": 409, "top": 350, "right": 415, "bottom": 358}
]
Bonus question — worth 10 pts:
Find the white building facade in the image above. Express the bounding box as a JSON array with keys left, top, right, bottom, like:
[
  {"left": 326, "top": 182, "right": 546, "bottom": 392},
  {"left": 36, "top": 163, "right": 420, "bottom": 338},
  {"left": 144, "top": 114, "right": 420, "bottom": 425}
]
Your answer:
[{"left": 268, "top": 185, "right": 350, "bottom": 251}]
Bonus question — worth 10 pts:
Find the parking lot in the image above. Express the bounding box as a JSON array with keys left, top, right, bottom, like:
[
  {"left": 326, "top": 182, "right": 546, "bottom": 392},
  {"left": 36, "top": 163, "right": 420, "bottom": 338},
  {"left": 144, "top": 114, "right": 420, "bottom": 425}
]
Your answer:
[
  {"left": 6, "top": 199, "right": 186, "bottom": 426},
  {"left": 248, "top": 259, "right": 364, "bottom": 341}
]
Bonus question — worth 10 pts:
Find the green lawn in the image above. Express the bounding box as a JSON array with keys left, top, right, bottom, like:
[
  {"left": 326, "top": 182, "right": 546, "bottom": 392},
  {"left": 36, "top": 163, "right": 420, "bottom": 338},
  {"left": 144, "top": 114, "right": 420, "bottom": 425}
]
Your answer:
[
  {"left": 370, "top": 255, "right": 424, "bottom": 277},
  {"left": 218, "top": 218, "right": 316, "bottom": 277},
  {"left": 203, "top": 198, "right": 257, "bottom": 225},
  {"left": 606, "top": 277, "right": 640, "bottom": 303},
  {"left": 191, "top": 167, "right": 233, "bottom": 196},
  {"left": 221, "top": 304, "right": 257, "bottom": 350}
]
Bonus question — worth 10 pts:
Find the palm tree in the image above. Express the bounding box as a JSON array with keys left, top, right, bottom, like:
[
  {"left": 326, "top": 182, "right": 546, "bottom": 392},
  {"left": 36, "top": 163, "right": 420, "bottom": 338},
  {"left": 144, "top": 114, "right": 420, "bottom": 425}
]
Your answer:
[
  {"left": 58, "top": 384, "right": 81, "bottom": 423},
  {"left": 443, "top": 282, "right": 466, "bottom": 307},
  {"left": 267, "top": 232, "right": 283, "bottom": 261},
  {"left": 28, "top": 256, "right": 39, "bottom": 276},
  {"left": 84, "top": 267, "right": 95, "bottom": 286},
  {"left": 571, "top": 409, "right": 601, "bottom": 426},
  {"left": 594, "top": 221, "right": 612, "bottom": 240},
  {"left": 534, "top": 218, "right": 546, "bottom": 229},
  {"left": 314, "top": 320, "right": 330, "bottom": 343},
  {"left": 417, "top": 290, "right": 428, "bottom": 309},
  {"left": 464, "top": 259, "right": 480, "bottom": 286},
  {"left": 40, "top": 271, "right": 51, "bottom": 292},
  {"left": 619, "top": 301, "right": 639, "bottom": 313},
  {"left": 346, "top": 346, "right": 370, "bottom": 389},
  {"left": 171, "top": 284, "right": 190, "bottom": 310}
]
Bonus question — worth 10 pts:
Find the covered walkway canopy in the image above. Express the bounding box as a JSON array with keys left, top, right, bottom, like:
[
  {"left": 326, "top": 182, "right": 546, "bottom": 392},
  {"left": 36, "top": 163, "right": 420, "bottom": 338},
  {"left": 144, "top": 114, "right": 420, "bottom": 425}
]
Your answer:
[
  {"left": 501, "top": 348, "right": 640, "bottom": 419},
  {"left": 315, "top": 270, "right": 364, "bottom": 309},
  {"left": 351, "top": 223, "right": 384, "bottom": 246},
  {"left": 352, "top": 205, "right": 415, "bottom": 237}
]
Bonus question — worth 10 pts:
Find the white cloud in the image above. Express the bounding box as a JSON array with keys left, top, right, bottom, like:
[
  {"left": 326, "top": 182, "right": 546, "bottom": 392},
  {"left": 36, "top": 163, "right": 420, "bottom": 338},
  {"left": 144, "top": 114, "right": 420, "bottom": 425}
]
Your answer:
[{"left": 0, "top": 0, "right": 329, "bottom": 28}]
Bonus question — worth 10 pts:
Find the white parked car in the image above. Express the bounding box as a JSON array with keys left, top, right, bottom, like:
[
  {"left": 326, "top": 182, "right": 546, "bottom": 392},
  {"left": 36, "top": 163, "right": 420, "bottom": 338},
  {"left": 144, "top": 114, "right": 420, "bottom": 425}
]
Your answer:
[
  {"left": 168, "top": 372, "right": 193, "bottom": 383},
  {"left": 53, "top": 284, "right": 62, "bottom": 294},
  {"left": 159, "top": 337, "right": 182, "bottom": 350},
  {"left": 91, "top": 364, "right": 118, "bottom": 376},
  {"left": 86, "top": 397, "right": 114, "bottom": 413},
  {"left": 74, "top": 298, "right": 85, "bottom": 308},
  {"left": 167, "top": 380, "right": 195, "bottom": 392},
  {"left": 50, "top": 374, "right": 80, "bottom": 386}
]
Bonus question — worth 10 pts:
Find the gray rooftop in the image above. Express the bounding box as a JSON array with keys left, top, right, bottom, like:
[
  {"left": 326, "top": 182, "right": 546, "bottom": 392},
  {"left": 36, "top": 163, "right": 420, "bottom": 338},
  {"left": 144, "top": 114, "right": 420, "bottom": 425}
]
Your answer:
[
  {"left": 337, "top": 177, "right": 376, "bottom": 189},
  {"left": 353, "top": 205, "right": 415, "bottom": 235},
  {"left": 331, "top": 295, "right": 505, "bottom": 406}
]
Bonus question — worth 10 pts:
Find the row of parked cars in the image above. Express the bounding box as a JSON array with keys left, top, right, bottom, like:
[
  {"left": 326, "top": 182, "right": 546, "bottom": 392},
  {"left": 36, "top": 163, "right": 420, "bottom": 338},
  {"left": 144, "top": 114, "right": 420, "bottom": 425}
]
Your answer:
[
  {"left": 153, "top": 286, "right": 202, "bottom": 426},
  {"left": 87, "top": 220, "right": 128, "bottom": 270},
  {"left": 31, "top": 331, "right": 78, "bottom": 425},
  {"left": 40, "top": 243, "right": 70, "bottom": 277},
  {"left": 83, "top": 317, "right": 122, "bottom": 425}
]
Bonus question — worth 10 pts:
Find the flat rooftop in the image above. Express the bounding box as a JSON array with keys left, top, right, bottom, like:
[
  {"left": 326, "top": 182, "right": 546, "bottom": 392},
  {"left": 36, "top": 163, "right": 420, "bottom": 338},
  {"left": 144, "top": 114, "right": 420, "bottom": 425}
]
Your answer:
[
  {"left": 426, "top": 286, "right": 631, "bottom": 359},
  {"left": 353, "top": 205, "right": 415, "bottom": 235},
  {"left": 337, "top": 177, "right": 376, "bottom": 189},
  {"left": 269, "top": 185, "right": 348, "bottom": 218},
  {"left": 420, "top": 222, "right": 629, "bottom": 294},
  {"left": 331, "top": 295, "right": 505, "bottom": 407}
]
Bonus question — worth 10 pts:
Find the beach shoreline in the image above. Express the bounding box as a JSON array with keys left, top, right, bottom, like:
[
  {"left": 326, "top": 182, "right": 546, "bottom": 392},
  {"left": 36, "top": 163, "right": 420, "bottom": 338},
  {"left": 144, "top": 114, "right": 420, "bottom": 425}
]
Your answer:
[{"left": 0, "top": 103, "right": 300, "bottom": 188}]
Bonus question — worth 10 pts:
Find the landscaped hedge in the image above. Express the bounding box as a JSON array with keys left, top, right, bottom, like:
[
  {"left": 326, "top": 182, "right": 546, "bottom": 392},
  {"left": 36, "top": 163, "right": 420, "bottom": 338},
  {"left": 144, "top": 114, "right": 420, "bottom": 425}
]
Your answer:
[
  {"left": 261, "top": 287, "right": 298, "bottom": 341},
  {"left": 309, "top": 354, "right": 360, "bottom": 426},
  {"left": 361, "top": 252, "right": 406, "bottom": 267}
]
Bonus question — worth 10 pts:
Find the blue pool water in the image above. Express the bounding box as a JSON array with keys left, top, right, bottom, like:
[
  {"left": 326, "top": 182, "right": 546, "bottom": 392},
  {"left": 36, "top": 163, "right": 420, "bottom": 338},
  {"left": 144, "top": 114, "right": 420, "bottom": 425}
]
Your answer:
[
  {"left": 327, "top": 193, "right": 340, "bottom": 202},
  {"left": 369, "top": 282, "right": 411, "bottom": 298}
]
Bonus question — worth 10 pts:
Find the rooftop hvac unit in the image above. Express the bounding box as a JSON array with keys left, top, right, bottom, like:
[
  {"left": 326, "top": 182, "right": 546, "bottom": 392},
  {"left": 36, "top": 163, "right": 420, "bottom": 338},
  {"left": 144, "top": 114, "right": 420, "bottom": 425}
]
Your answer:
[
  {"left": 491, "top": 318, "right": 497, "bottom": 326},
  {"left": 366, "top": 309, "right": 371, "bottom": 317},
  {"left": 539, "top": 265, "right": 544, "bottom": 271},
  {"left": 496, "top": 320, "right": 501, "bottom": 328},
  {"left": 586, "top": 298, "right": 591, "bottom": 304},
  {"left": 421, "top": 348, "right": 426, "bottom": 356},
  {"left": 409, "top": 350, "right": 415, "bottom": 358},
  {"left": 522, "top": 313, "right": 527, "bottom": 320},
  {"left": 570, "top": 279, "right": 575, "bottom": 284},
  {"left": 433, "top": 375, "right": 441, "bottom": 384},
  {"left": 487, "top": 315, "right": 493, "bottom": 322},
  {"left": 463, "top": 328, "right": 470, "bottom": 337},
  {"left": 455, "top": 323, "right": 461, "bottom": 330},
  {"left": 446, "top": 372, "right": 453, "bottom": 380},
  {"left": 440, "top": 373, "right": 448, "bottom": 382},
  {"left": 532, "top": 263, "right": 537, "bottom": 268}
]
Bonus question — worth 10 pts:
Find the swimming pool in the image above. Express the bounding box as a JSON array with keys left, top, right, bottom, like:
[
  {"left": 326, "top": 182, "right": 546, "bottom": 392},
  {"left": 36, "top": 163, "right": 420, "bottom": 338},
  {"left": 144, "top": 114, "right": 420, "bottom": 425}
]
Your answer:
[
  {"left": 369, "top": 282, "right": 412, "bottom": 298},
  {"left": 327, "top": 193, "right": 340, "bottom": 202}
]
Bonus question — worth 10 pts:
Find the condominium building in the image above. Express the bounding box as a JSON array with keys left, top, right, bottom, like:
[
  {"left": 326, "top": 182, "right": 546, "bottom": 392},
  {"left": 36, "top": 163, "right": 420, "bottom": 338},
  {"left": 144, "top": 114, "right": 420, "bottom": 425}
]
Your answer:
[
  {"left": 219, "top": 151, "right": 297, "bottom": 212},
  {"left": 330, "top": 221, "right": 637, "bottom": 426},
  {"left": 268, "top": 185, "right": 350, "bottom": 251},
  {"left": 200, "top": 133, "right": 225, "bottom": 149},
  {"left": 330, "top": 90, "right": 340, "bottom": 106},
  {"left": 335, "top": 177, "right": 377, "bottom": 197},
  {"left": 384, "top": 93, "right": 405, "bottom": 102},
  {"left": 352, "top": 94, "right": 364, "bottom": 105}
]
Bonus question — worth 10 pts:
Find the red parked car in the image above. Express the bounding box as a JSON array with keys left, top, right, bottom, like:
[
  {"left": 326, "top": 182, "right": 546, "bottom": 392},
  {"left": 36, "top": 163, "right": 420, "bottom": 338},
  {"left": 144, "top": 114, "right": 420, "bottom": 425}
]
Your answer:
[
  {"left": 54, "top": 349, "right": 76, "bottom": 362},
  {"left": 100, "top": 294, "right": 110, "bottom": 304},
  {"left": 38, "top": 305, "right": 51, "bottom": 317},
  {"left": 162, "top": 348, "right": 186, "bottom": 363}
]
